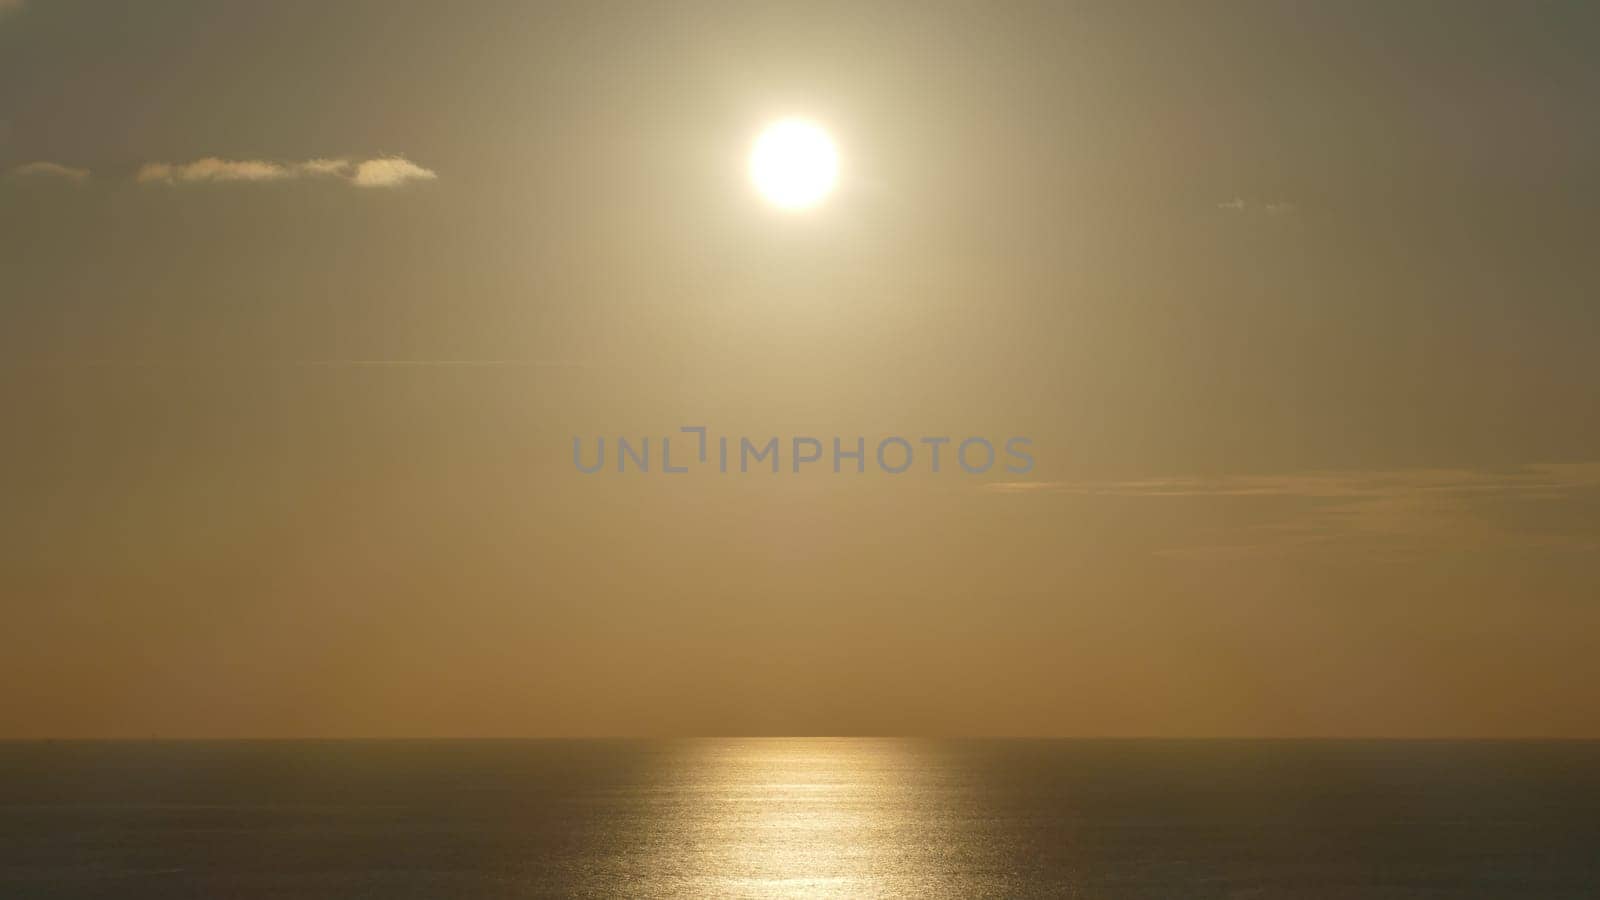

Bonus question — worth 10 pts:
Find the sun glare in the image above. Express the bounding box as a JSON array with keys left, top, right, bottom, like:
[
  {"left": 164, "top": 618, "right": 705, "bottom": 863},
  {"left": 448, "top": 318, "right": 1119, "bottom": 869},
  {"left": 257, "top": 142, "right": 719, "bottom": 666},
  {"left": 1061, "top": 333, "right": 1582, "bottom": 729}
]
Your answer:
[{"left": 749, "top": 119, "right": 839, "bottom": 210}]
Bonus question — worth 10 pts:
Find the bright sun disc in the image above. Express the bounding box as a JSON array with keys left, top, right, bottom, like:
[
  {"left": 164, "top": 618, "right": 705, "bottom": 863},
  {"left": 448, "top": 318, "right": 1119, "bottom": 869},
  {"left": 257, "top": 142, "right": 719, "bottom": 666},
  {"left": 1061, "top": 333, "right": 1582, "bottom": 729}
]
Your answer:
[{"left": 749, "top": 119, "right": 838, "bottom": 210}]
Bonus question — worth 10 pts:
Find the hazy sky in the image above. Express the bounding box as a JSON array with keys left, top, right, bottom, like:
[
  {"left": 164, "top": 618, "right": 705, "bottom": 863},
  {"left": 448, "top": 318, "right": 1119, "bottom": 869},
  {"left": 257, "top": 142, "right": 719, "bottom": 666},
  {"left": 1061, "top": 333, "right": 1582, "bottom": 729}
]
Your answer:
[{"left": 3, "top": 0, "right": 1599, "bottom": 738}]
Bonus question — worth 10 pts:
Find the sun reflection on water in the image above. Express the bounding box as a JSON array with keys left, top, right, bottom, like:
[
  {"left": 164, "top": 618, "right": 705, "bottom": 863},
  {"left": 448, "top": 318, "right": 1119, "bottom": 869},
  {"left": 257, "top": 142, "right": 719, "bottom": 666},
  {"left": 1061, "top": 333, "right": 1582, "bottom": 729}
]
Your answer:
[{"left": 628, "top": 738, "right": 965, "bottom": 899}]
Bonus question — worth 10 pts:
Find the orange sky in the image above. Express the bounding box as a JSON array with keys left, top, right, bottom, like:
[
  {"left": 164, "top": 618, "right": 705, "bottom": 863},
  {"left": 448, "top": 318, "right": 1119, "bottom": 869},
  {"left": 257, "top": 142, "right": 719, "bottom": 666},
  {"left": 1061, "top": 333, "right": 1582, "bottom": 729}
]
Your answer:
[{"left": 2, "top": 0, "right": 1599, "bottom": 737}]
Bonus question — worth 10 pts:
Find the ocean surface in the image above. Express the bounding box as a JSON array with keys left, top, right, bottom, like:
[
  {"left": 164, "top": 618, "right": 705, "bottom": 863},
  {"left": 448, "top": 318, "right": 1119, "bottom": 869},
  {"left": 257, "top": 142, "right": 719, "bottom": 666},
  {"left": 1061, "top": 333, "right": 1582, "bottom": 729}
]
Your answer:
[{"left": 1, "top": 739, "right": 1597, "bottom": 898}]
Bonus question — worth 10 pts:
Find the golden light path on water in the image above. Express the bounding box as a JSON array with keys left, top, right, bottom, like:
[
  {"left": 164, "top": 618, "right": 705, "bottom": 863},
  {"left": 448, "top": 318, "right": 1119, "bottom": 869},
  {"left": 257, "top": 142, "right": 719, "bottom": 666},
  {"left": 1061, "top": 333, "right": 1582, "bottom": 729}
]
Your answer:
[{"left": 612, "top": 738, "right": 975, "bottom": 899}]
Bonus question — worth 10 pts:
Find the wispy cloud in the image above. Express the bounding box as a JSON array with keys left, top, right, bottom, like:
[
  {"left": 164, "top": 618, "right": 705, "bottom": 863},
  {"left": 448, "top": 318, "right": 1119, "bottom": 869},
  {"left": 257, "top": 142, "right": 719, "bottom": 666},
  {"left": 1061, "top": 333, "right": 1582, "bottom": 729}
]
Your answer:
[
  {"left": 352, "top": 156, "right": 438, "bottom": 188},
  {"left": 298, "top": 158, "right": 352, "bottom": 177},
  {"left": 8, "top": 161, "right": 90, "bottom": 182},
  {"left": 138, "top": 158, "right": 294, "bottom": 185},
  {"left": 989, "top": 464, "right": 1600, "bottom": 561},
  {"left": 137, "top": 156, "right": 435, "bottom": 188},
  {"left": 987, "top": 467, "right": 1600, "bottom": 499}
]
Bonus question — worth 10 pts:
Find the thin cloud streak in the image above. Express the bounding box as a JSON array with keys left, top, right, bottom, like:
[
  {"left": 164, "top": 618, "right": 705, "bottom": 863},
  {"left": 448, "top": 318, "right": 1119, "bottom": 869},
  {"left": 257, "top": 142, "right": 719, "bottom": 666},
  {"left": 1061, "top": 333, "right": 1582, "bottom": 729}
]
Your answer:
[
  {"left": 138, "top": 158, "right": 295, "bottom": 184},
  {"left": 137, "top": 156, "right": 435, "bottom": 188},
  {"left": 986, "top": 466, "right": 1600, "bottom": 499},
  {"left": 8, "top": 161, "right": 90, "bottom": 182},
  {"left": 989, "top": 465, "right": 1600, "bottom": 561}
]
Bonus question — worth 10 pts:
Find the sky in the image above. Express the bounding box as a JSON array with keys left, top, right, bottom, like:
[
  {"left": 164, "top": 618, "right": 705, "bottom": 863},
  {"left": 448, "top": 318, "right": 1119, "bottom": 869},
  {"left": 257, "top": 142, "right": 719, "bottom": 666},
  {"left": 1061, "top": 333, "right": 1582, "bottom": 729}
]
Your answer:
[{"left": 2, "top": 0, "right": 1599, "bottom": 738}]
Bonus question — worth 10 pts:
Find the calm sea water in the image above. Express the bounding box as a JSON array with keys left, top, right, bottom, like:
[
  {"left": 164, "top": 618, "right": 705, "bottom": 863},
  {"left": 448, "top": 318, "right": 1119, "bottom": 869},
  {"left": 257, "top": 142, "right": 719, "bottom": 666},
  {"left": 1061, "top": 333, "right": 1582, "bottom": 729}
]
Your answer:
[{"left": 1, "top": 739, "right": 1597, "bottom": 898}]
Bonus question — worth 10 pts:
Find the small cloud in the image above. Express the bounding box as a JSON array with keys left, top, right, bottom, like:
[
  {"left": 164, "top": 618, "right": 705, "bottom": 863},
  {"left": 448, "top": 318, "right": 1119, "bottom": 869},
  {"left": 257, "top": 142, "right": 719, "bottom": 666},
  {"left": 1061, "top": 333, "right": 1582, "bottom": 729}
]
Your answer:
[
  {"left": 352, "top": 156, "right": 437, "bottom": 188},
  {"left": 1217, "top": 197, "right": 1247, "bottom": 211},
  {"left": 138, "top": 158, "right": 292, "bottom": 184},
  {"left": 8, "top": 161, "right": 90, "bottom": 183},
  {"left": 137, "top": 155, "right": 435, "bottom": 189}
]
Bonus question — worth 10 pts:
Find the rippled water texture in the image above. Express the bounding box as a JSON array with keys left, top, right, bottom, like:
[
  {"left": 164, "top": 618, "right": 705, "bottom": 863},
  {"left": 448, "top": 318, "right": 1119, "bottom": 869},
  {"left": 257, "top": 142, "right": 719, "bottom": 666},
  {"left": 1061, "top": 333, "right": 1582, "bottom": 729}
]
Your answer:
[{"left": 3, "top": 739, "right": 1598, "bottom": 898}]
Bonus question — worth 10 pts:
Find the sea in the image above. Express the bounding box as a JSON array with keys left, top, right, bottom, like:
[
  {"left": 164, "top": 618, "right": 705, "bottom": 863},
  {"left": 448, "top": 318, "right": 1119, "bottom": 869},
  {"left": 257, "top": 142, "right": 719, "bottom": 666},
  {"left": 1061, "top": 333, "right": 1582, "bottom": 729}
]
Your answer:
[{"left": 1, "top": 739, "right": 1597, "bottom": 898}]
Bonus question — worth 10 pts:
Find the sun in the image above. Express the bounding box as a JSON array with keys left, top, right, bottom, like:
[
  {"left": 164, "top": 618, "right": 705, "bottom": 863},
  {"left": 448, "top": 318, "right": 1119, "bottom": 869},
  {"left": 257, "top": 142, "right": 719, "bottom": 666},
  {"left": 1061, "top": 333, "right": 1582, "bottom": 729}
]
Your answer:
[{"left": 749, "top": 119, "right": 839, "bottom": 210}]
